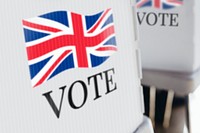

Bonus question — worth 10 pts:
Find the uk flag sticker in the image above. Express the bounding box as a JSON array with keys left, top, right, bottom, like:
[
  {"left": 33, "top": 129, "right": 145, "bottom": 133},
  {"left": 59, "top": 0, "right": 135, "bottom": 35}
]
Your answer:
[
  {"left": 136, "top": 0, "right": 183, "bottom": 9},
  {"left": 22, "top": 9, "right": 117, "bottom": 88}
]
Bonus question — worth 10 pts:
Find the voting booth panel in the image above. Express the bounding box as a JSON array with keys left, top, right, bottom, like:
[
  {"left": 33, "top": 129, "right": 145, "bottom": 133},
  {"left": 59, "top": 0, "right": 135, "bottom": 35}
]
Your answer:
[
  {"left": 0, "top": 1, "right": 145, "bottom": 133},
  {"left": 135, "top": 116, "right": 154, "bottom": 133},
  {"left": 137, "top": 0, "right": 200, "bottom": 73}
]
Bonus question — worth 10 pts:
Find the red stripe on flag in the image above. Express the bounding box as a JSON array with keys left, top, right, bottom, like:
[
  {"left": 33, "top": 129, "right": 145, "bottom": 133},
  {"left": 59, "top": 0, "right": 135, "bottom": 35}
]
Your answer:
[
  {"left": 154, "top": 0, "right": 161, "bottom": 8},
  {"left": 26, "top": 25, "right": 115, "bottom": 60},
  {"left": 167, "top": 0, "right": 183, "bottom": 5},
  {"left": 23, "top": 20, "right": 61, "bottom": 33},
  {"left": 26, "top": 35, "right": 74, "bottom": 60},
  {"left": 96, "top": 46, "right": 117, "bottom": 51}
]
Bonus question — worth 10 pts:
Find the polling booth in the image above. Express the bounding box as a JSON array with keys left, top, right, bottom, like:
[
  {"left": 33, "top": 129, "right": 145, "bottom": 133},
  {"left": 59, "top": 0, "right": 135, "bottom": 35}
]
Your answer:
[
  {"left": 137, "top": 0, "right": 200, "bottom": 95},
  {"left": 0, "top": 1, "right": 153, "bottom": 133},
  {"left": 136, "top": 0, "right": 200, "bottom": 129}
]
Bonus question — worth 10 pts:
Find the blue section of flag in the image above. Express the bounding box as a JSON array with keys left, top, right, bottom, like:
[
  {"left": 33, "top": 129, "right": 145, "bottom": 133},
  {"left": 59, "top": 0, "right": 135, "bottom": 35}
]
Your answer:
[
  {"left": 90, "top": 54, "right": 109, "bottom": 67},
  {"left": 85, "top": 11, "right": 103, "bottom": 30},
  {"left": 163, "top": 3, "right": 174, "bottom": 9},
  {"left": 104, "top": 37, "right": 117, "bottom": 46},
  {"left": 143, "top": 1, "right": 152, "bottom": 7},
  {"left": 23, "top": 29, "right": 49, "bottom": 42},
  {"left": 29, "top": 56, "right": 52, "bottom": 79},
  {"left": 101, "top": 15, "right": 113, "bottom": 29},
  {"left": 40, "top": 11, "right": 69, "bottom": 27}
]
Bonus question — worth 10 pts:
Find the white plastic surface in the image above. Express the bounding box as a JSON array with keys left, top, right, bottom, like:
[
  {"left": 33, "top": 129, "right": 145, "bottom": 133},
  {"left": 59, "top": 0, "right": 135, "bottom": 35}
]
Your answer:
[
  {"left": 137, "top": 0, "right": 200, "bottom": 73},
  {"left": 0, "top": 1, "right": 143, "bottom": 133},
  {"left": 134, "top": 116, "right": 154, "bottom": 133},
  {"left": 189, "top": 87, "right": 200, "bottom": 133}
]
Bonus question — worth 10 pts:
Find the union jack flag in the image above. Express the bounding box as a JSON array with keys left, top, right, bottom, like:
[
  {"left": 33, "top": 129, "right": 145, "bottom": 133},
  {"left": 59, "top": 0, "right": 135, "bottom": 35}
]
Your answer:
[
  {"left": 22, "top": 9, "right": 117, "bottom": 88},
  {"left": 136, "top": 0, "right": 183, "bottom": 9}
]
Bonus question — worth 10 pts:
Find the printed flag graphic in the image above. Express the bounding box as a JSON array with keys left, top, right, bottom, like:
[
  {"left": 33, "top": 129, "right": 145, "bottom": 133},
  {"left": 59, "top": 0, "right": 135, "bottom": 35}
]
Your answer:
[
  {"left": 136, "top": 0, "right": 183, "bottom": 9},
  {"left": 22, "top": 9, "right": 117, "bottom": 88}
]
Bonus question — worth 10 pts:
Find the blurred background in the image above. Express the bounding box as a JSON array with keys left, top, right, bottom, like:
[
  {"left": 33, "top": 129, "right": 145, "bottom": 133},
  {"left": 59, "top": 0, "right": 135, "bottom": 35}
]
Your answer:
[{"left": 142, "top": 85, "right": 200, "bottom": 133}]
